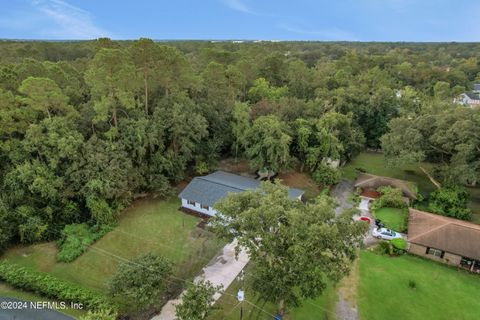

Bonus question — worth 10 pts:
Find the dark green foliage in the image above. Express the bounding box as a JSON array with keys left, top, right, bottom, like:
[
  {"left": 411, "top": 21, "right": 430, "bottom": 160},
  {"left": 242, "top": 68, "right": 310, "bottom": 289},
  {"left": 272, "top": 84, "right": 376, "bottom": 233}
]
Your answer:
[
  {"left": 378, "top": 239, "right": 407, "bottom": 256},
  {"left": 429, "top": 186, "right": 472, "bottom": 220},
  {"left": 408, "top": 280, "right": 417, "bottom": 290},
  {"left": 56, "top": 223, "right": 114, "bottom": 263},
  {"left": 0, "top": 262, "right": 114, "bottom": 311},
  {"left": 312, "top": 164, "right": 341, "bottom": 186},
  {"left": 371, "top": 187, "right": 407, "bottom": 211},
  {"left": 1, "top": 39, "right": 480, "bottom": 269},
  {"left": 175, "top": 280, "right": 222, "bottom": 320},
  {"left": 108, "top": 253, "right": 173, "bottom": 311}
]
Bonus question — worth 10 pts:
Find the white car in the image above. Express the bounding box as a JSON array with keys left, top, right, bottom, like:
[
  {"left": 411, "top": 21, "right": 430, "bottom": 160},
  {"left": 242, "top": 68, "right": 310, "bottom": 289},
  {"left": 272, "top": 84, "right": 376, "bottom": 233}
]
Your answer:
[{"left": 372, "top": 227, "right": 403, "bottom": 240}]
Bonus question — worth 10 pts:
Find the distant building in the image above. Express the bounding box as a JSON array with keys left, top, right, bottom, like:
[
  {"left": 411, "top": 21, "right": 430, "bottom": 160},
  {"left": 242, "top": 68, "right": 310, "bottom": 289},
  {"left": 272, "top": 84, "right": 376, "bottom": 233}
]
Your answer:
[
  {"left": 454, "top": 84, "right": 480, "bottom": 108},
  {"left": 408, "top": 209, "right": 480, "bottom": 273},
  {"left": 178, "top": 171, "right": 304, "bottom": 216}
]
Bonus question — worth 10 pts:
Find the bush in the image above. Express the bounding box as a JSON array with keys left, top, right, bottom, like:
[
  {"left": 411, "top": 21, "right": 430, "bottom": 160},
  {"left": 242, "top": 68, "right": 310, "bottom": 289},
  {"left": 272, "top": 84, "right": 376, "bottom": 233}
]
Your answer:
[
  {"left": 371, "top": 186, "right": 407, "bottom": 211},
  {"left": 377, "top": 238, "right": 406, "bottom": 256},
  {"left": 391, "top": 238, "right": 407, "bottom": 251},
  {"left": 312, "top": 164, "right": 341, "bottom": 186},
  {"left": 408, "top": 280, "right": 417, "bottom": 290},
  {"left": 0, "top": 262, "right": 114, "bottom": 311},
  {"left": 429, "top": 186, "right": 472, "bottom": 220},
  {"left": 79, "top": 309, "right": 118, "bottom": 320},
  {"left": 108, "top": 253, "right": 172, "bottom": 311},
  {"left": 57, "top": 223, "right": 114, "bottom": 263}
]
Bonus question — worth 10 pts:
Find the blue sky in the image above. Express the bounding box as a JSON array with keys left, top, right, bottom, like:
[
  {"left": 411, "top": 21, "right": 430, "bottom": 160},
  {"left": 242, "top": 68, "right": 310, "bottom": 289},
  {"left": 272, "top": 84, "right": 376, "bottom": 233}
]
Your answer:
[{"left": 0, "top": 0, "right": 479, "bottom": 41}]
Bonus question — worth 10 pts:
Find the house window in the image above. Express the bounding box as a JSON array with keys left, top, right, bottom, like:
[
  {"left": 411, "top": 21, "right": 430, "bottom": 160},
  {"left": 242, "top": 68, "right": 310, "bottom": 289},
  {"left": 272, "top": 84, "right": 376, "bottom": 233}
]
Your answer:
[
  {"left": 426, "top": 247, "right": 444, "bottom": 258},
  {"left": 201, "top": 204, "right": 210, "bottom": 210},
  {"left": 187, "top": 200, "right": 196, "bottom": 206}
]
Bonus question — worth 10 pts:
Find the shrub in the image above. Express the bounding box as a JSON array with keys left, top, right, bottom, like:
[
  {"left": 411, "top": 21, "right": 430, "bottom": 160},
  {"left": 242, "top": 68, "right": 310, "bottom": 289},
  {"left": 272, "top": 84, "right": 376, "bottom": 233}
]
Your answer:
[
  {"left": 429, "top": 186, "right": 472, "bottom": 220},
  {"left": 108, "top": 253, "right": 172, "bottom": 311},
  {"left": 371, "top": 186, "right": 407, "bottom": 211},
  {"left": 79, "top": 309, "right": 118, "bottom": 320},
  {"left": 408, "top": 280, "right": 417, "bottom": 290},
  {"left": 0, "top": 262, "right": 114, "bottom": 311},
  {"left": 57, "top": 223, "right": 114, "bottom": 263},
  {"left": 312, "top": 164, "right": 341, "bottom": 186},
  {"left": 391, "top": 238, "right": 407, "bottom": 252}
]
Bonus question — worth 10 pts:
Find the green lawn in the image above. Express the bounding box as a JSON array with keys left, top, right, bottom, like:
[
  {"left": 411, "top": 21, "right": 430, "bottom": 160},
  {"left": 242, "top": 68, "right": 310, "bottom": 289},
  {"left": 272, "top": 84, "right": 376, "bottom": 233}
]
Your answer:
[
  {"left": 359, "top": 250, "right": 480, "bottom": 320},
  {"left": 209, "top": 270, "right": 337, "bottom": 320},
  {"left": 374, "top": 207, "right": 408, "bottom": 232},
  {"left": 341, "top": 152, "right": 435, "bottom": 193},
  {"left": 1, "top": 196, "right": 224, "bottom": 295}
]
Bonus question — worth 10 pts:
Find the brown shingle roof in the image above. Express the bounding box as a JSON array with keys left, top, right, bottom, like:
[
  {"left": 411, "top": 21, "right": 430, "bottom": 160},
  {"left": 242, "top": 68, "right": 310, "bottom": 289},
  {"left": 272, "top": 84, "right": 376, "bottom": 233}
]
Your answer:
[
  {"left": 408, "top": 208, "right": 480, "bottom": 260},
  {"left": 354, "top": 173, "right": 417, "bottom": 199}
]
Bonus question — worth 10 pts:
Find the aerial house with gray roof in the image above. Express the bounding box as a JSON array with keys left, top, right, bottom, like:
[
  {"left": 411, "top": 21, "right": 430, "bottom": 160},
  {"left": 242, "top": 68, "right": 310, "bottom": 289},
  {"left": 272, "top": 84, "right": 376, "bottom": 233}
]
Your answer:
[{"left": 178, "top": 171, "right": 304, "bottom": 216}]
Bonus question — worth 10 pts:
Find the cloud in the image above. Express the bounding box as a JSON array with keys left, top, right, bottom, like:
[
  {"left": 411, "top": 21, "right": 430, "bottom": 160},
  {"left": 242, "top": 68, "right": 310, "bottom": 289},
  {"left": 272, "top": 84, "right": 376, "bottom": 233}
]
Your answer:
[
  {"left": 279, "top": 24, "right": 358, "bottom": 41},
  {"left": 31, "top": 0, "right": 111, "bottom": 39},
  {"left": 221, "top": 0, "right": 256, "bottom": 14}
]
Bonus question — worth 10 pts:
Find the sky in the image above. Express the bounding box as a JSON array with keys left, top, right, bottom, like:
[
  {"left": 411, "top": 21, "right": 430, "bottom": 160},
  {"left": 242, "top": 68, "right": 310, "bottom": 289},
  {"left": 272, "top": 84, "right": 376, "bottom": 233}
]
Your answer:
[{"left": 0, "top": 0, "right": 479, "bottom": 42}]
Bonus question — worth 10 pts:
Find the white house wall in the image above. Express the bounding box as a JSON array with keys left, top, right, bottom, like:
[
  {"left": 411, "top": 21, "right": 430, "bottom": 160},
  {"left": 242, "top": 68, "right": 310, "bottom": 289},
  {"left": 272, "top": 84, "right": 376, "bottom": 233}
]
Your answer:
[{"left": 181, "top": 198, "right": 217, "bottom": 216}]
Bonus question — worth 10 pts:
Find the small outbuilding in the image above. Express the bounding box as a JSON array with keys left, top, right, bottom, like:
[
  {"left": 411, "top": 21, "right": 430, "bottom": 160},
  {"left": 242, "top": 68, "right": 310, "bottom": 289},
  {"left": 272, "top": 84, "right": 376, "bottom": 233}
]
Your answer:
[
  {"left": 178, "top": 171, "right": 304, "bottom": 217},
  {"left": 408, "top": 208, "right": 480, "bottom": 273}
]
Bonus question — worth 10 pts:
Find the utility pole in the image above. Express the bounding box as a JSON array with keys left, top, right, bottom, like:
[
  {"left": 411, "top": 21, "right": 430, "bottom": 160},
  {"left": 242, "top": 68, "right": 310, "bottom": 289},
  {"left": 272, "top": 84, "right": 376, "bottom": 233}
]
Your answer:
[{"left": 237, "top": 270, "right": 245, "bottom": 320}]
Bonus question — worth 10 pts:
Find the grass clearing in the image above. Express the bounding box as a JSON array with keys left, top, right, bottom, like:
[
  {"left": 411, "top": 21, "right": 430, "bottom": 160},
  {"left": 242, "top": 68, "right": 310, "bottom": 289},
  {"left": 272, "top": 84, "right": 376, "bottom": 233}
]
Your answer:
[
  {"left": 374, "top": 207, "right": 408, "bottom": 232},
  {"left": 1, "top": 196, "right": 225, "bottom": 295},
  {"left": 359, "top": 250, "right": 480, "bottom": 320}
]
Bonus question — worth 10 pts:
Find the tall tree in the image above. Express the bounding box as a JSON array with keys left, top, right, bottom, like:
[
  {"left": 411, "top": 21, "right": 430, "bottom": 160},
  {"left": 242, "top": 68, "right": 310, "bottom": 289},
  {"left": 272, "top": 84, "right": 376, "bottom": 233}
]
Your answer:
[
  {"left": 129, "top": 38, "right": 160, "bottom": 114},
  {"left": 18, "top": 77, "right": 72, "bottom": 119},
  {"left": 85, "top": 48, "right": 138, "bottom": 128},
  {"left": 244, "top": 115, "right": 292, "bottom": 172},
  {"left": 212, "top": 183, "right": 366, "bottom": 315}
]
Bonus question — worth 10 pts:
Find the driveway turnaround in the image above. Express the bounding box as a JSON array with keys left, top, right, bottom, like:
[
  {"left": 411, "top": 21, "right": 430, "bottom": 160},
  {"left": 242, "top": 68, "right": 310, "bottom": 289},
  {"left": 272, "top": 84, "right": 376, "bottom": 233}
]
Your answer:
[
  {"left": 0, "top": 297, "right": 74, "bottom": 320},
  {"left": 152, "top": 239, "right": 250, "bottom": 320}
]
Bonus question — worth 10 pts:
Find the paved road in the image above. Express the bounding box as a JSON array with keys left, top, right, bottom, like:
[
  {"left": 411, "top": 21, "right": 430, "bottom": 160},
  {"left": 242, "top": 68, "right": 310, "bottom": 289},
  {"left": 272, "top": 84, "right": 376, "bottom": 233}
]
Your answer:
[
  {"left": 0, "top": 297, "right": 74, "bottom": 320},
  {"left": 152, "top": 240, "right": 249, "bottom": 320}
]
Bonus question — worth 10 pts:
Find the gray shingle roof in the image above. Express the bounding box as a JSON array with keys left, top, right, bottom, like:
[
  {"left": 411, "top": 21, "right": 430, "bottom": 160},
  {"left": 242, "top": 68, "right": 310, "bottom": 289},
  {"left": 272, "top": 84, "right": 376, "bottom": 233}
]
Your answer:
[
  {"left": 474, "top": 84, "right": 480, "bottom": 91},
  {"left": 465, "top": 92, "right": 480, "bottom": 100},
  {"left": 178, "top": 171, "right": 304, "bottom": 207}
]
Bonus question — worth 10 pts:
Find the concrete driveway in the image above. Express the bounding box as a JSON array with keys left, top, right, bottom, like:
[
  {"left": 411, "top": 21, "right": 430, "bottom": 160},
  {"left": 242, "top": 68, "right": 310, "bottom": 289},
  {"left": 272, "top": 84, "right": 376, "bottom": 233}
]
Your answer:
[
  {"left": 0, "top": 297, "right": 74, "bottom": 320},
  {"left": 152, "top": 240, "right": 249, "bottom": 320}
]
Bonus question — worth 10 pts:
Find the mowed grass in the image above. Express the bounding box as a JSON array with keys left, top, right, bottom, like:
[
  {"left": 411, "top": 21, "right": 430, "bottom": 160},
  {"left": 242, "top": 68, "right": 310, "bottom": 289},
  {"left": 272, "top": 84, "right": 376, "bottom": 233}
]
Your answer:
[
  {"left": 210, "top": 268, "right": 337, "bottom": 320},
  {"left": 359, "top": 250, "right": 480, "bottom": 320},
  {"left": 342, "top": 152, "right": 435, "bottom": 193},
  {"left": 1, "top": 197, "right": 225, "bottom": 293},
  {"left": 374, "top": 207, "right": 408, "bottom": 232}
]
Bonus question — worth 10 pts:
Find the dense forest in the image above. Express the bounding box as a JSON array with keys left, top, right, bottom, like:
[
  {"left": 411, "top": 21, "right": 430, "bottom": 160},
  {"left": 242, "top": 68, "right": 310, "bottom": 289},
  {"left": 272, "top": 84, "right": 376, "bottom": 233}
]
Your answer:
[{"left": 0, "top": 39, "right": 479, "bottom": 253}]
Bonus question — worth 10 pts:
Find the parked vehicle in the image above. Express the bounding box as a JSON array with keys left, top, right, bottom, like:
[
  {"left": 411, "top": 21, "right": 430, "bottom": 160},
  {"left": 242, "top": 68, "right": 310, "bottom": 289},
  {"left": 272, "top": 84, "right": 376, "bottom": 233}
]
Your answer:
[
  {"left": 372, "top": 227, "right": 403, "bottom": 240},
  {"left": 359, "top": 216, "right": 371, "bottom": 223}
]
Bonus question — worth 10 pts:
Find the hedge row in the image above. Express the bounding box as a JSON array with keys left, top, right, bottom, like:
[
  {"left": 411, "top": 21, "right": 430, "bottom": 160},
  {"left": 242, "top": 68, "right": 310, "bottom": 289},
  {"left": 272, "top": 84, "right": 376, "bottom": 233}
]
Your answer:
[{"left": 0, "top": 262, "right": 116, "bottom": 311}]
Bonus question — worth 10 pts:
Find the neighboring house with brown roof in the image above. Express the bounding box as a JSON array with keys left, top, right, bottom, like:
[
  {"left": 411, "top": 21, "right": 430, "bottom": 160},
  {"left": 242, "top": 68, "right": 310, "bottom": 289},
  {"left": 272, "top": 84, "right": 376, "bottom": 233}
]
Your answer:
[
  {"left": 408, "top": 208, "right": 480, "bottom": 273},
  {"left": 354, "top": 173, "right": 418, "bottom": 200}
]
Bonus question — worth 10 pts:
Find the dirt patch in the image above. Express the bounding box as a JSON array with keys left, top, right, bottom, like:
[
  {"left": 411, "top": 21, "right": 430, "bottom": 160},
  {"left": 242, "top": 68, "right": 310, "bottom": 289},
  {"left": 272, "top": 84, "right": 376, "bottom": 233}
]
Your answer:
[
  {"left": 277, "top": 170, "right": 321, "bottom": 197},
  {"left": 217, "top": 158, "right": 255, "bottom": 176}
]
